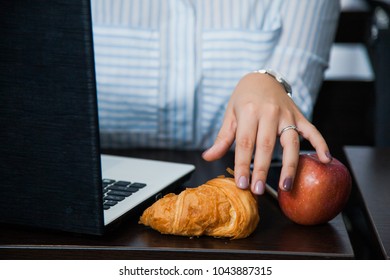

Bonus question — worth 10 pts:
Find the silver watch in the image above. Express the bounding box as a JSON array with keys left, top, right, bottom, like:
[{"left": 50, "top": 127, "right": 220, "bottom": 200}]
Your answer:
[{"left": 254, "top": 69, "right": 292, "bottom": 98}]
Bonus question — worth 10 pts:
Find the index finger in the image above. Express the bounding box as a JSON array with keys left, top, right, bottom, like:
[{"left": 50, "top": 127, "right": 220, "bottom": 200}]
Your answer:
[{"left": 234, "top": 108, "right": 259, "bottom": 190}]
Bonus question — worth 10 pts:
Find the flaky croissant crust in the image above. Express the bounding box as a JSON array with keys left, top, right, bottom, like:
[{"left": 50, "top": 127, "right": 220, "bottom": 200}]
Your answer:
[{"left": 139, "top": 176, "right": 259, "bottom": 239}]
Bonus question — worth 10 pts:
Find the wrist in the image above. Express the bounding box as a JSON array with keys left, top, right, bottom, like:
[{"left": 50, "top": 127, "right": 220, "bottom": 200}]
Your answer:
[{"left": 253, "top": 69, "right": 292, "bottom": 98}]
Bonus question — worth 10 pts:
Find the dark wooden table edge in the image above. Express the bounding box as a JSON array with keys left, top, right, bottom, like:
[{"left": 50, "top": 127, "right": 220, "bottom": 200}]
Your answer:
[
  {"left": 343, "top": 146, "right": 389, "bottom": 259},
  {"left": 0, "top": 246, "right": 354, "bottom": 260}
]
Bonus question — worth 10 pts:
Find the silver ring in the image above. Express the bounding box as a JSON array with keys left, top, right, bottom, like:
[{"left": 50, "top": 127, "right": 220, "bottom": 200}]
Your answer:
[{"left": 279, "top": 125, "right": 299, "bottom": 137}]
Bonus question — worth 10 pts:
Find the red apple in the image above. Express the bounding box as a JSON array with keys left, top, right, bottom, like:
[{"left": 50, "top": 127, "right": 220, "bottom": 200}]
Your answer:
[{"left": 278, "top": 153, "right": 352, "bottom": 225}]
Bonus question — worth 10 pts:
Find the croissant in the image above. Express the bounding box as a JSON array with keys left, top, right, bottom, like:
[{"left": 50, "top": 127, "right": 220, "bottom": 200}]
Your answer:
[{"left": 139, "top": 176, "right": 259, "bottom": 239}]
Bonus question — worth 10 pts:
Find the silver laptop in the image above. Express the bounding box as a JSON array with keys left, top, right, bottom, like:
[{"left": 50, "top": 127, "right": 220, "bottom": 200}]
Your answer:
[
  {"left": 0, "top": 0, "right": 194, "bottom": 235},
  {"left": 102, "top": 155, "right": 194, "bottom": 226}
]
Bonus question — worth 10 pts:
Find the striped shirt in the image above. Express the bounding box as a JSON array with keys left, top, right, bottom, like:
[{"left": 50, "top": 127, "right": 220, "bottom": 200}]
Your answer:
[{"left": 91, "top": 0, "right": 340, "bottom": 149}]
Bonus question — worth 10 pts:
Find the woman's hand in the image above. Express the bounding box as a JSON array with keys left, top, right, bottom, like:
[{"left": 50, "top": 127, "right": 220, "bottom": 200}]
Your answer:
[{"left": 202, "top": 72, "right": 332, "bottom": 195}]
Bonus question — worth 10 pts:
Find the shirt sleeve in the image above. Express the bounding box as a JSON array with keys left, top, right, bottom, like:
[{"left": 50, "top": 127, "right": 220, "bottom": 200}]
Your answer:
[{"left": 265, "top": 0, "right": 341, "bottom": 120}]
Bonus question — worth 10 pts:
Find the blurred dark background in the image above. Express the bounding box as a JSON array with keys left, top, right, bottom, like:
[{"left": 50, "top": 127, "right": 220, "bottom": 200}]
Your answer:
[
  {"left": 302, "top": 0, "right": 390, "bottom": 157},
  {"left": 306, "top": 0, "right": 390, "bottom": 259}
]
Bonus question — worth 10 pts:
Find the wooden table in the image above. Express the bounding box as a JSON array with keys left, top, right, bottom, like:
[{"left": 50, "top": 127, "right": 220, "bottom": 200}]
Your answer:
[
  {"left": 344, "top": 146, "right": 390, "bottom": 259},
  {"left": 0, "top": 149, "right": 354, "bottom": 259}
]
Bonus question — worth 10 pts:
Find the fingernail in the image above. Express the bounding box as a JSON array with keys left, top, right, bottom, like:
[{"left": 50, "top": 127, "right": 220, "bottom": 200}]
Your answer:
[
  {"left": 252, "top": 180, "right": 265, "bottom": 195},
  {"left": 238, "top": 176, "right": 249, "bottom": 189},
  {"left": 282, "top": 177, "right": 293, "bottom": 191},
  {"left": 326, "top": 151, "right": 333, "bottom": 161}
]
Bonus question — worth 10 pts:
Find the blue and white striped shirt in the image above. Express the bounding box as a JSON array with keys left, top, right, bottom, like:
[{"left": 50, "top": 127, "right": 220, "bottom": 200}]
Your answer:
[{"left": 91, "top": 0, "right": 340, "bottom": 149}]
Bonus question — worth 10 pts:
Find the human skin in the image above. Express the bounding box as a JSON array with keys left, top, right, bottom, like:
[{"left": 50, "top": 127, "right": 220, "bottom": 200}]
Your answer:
[{"left": 202, "top": 72, "right": 332, "bottom": 195}]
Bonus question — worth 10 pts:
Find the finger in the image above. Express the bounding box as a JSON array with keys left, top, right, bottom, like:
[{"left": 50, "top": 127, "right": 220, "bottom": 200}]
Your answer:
[
  {"left": 250, "top": 116, "right": 278, "bottom": 195},
  {"left": 297, "top": 120, "right": 332, "bottom": 163},
  {"left": 234, "top": 107, "right": 259, "bottom": 190},
  {"left": 202, "top": 113, "right": 236, "bottom": 162},
  {"left": 278, "top": 125, "right": 300, "bottom": 192}
]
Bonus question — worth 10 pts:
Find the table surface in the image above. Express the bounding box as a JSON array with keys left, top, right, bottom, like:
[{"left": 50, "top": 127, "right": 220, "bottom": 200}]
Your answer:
[
  {"left": 0, "top": 149, "right": 354, "bottom": 260},
  {"left": 344, "top": 146, "right": 390, "bottom": 259}
]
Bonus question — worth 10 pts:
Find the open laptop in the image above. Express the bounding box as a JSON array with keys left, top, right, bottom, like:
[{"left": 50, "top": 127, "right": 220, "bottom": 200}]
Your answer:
[{"left": 0, "top": 0, "right": 195, "bottom": 235}]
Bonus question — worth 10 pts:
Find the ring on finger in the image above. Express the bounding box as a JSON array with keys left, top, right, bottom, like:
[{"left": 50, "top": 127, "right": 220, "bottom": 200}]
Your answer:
[{"left": 279, "top": 125, "right": 299, "bottom": 137}]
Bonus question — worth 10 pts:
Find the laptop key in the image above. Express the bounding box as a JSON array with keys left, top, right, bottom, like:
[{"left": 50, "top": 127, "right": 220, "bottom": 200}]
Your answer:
[
  {"left": 103, "top": 178, "right": 115, "bottom": 183},
  {"left": 105, "top": 195, "right": 126, "bottom": 201},
  {"left": 108, "top": 185, "right": 132, "bottom": 192},
  {"left": 103, "top": 202, "right": 116, "bottom": 210},
  {"left": 104, "top": 200, "right": 118, "bottom": 206},
  {"left": 108, "top": 190, "right": 132, "bottom": 197},
  {"left": 102, "top": 178, "right": 115, "bottom": 185},
  {"left": 103, "top": 199, "right": 118, "bottom": 210},
  {"left": 114, "top": 181, "right": 131, "bottom": 186},
  {"left": 130, "top": 182, "right": 146, "bottom": 189},
  {"left": 126, "top": 187, "right": 140, "bottom": 193}
]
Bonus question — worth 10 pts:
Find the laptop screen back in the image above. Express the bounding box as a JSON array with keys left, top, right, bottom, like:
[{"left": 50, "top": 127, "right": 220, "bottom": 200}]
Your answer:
[{"left": 0, "top": 0, "right": 105, "bottom": 234}]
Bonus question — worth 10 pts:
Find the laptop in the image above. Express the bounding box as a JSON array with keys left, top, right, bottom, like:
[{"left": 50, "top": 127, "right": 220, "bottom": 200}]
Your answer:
[{"left": 0, "top": 0, "right": 195, "bottom": 235}]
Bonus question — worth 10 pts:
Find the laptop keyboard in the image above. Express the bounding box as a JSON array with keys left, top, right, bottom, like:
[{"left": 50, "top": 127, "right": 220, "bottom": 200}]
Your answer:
[{"left": 102, "top": 179, "right": 146, "bottom": 210}]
